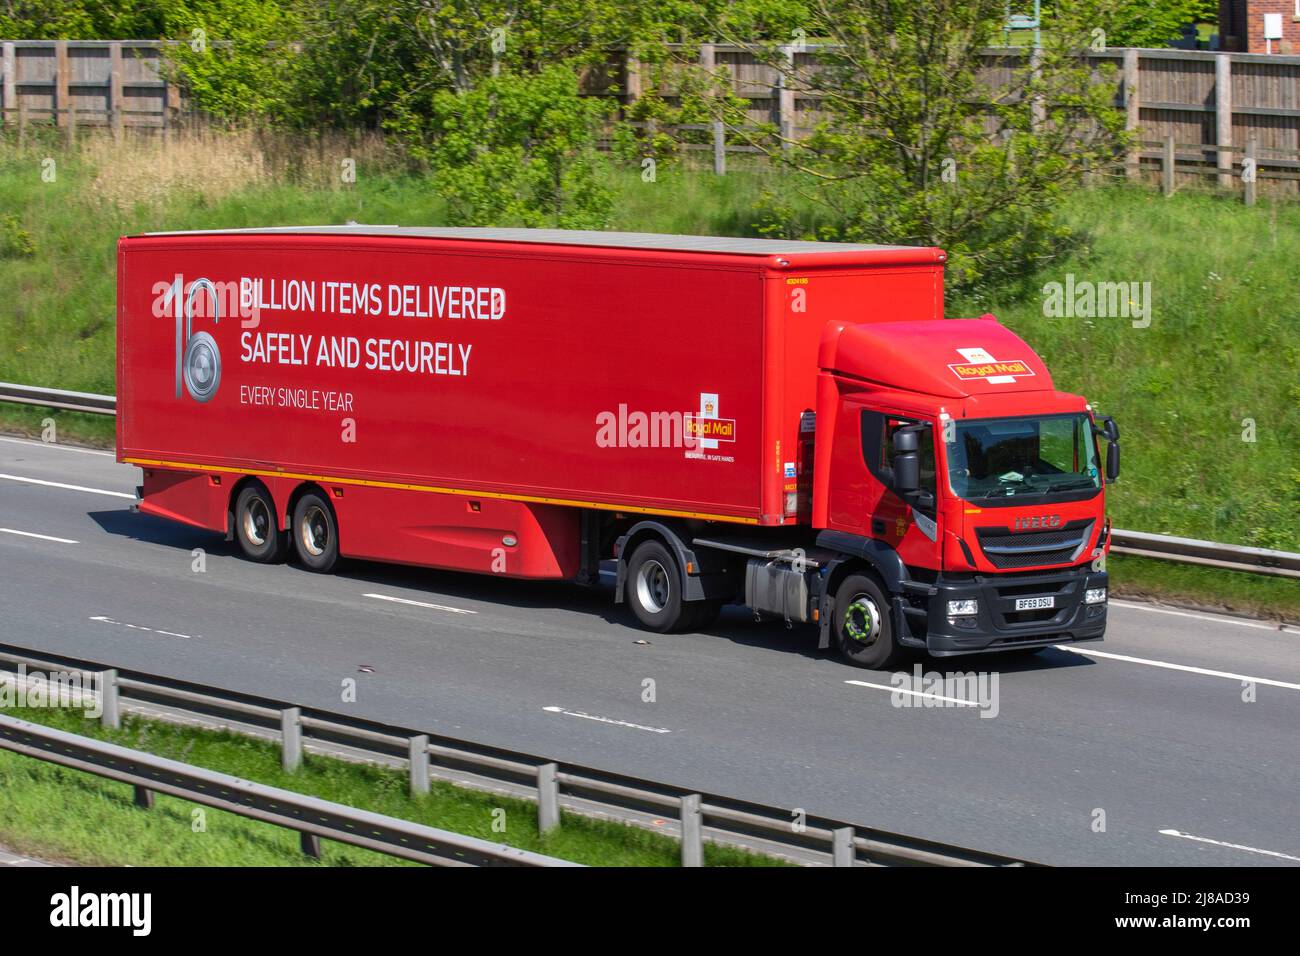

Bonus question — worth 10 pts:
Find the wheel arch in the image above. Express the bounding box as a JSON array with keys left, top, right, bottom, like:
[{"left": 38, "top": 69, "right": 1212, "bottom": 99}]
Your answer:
[
  {"left": 815, "top": 531, "right": 911, "bottom": 650},
  {"left": 614, "top": 520, "right": 703, "bottom": 605}
]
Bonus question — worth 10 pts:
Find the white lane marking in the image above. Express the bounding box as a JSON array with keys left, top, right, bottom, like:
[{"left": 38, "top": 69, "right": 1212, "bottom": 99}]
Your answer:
[
  {"left": 1054, "top": 645, "right": 1300, "bottom": 691},
  {"left": 543, "top": 705, "right": 671, "bottom": 734},
  {"left": 0, "top": 473, "right": 134, "bottom": 499},
  {"left": 844, "top": 679, "right": 982, "bottom": 707},
  {"left": 1159, "top": 829, "right": 1300, "bottom": 863},
  {"left": 1111, "top": 598, "right": 1280, "bottom": 631},
  {"left": 0, "top": 528, "right": 78, "bottom": 544},
  {"left": 0, "top": 435, "right": 115, "bottom": 457},
  {"left": 363, "top": 592, "right": 476, "bottom": 615},
  {"left": 90, "top": 615, "right": 193, "bottom": 640}
]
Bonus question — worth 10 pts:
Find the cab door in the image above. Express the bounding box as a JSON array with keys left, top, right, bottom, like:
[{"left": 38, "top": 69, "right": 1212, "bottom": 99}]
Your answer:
[{"left": 858, "top": 406, "right": 942, "bottom": 570}]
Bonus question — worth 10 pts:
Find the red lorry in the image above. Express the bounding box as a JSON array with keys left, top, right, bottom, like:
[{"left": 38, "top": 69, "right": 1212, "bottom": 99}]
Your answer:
[{"left": 117, "top": 226, "right": 1118, "bottom": 668}]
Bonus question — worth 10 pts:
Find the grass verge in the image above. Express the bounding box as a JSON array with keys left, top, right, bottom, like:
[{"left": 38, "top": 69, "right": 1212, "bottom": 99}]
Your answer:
[{"left": 0, "top": 705, "right": 785, "bottom": 867}]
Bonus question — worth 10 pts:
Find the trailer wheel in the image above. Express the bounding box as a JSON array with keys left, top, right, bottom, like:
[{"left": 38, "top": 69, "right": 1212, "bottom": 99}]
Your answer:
[
  {"left": 292, "top": 492, "right": 339, "bottom": 573},
  {"left": 233, "top": 484, "right": 283, "bottom": 563},
  {"left": 833, "top": 573, "right": 902, "bottom": 669},
  {"left": 625, "top": 540, "right": 688, "bottom": 633}
]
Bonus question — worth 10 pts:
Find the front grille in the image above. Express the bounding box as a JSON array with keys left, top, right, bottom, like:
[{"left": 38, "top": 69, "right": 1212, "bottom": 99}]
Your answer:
[{"left": 976, "top": 520, "right": 1094, "bottom": 570}]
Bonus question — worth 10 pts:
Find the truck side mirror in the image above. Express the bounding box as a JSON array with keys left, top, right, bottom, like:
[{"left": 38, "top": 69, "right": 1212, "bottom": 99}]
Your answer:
[
  {"left": 892, "top": 429, "right": 920, "bottom": 495},
  {"left": 1094, "top": 415, "right": 1120, "bottom": 482}
]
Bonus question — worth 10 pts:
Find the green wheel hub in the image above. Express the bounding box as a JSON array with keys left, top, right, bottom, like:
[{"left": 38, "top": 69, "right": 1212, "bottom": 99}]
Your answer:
[{"left": 843, "top": 594, "right": 882, "bottom": 646}]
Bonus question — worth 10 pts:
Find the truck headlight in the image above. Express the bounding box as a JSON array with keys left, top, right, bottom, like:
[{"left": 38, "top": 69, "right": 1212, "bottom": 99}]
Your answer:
[
  {"left": 947, "top": 599, "right": 978, "bottom": 616},
  {"left": 1084, "top": 588, "right": 1107, "bottom": 605}
]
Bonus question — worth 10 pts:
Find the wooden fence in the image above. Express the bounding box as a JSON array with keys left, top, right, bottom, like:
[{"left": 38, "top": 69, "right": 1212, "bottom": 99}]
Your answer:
[{"left": 2, "top": 39, "right": 1297, "bottom": 194}]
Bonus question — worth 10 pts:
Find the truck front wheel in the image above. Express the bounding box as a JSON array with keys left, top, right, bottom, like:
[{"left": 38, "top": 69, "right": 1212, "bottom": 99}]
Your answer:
[
  {"left": 833, "top": 574, "right": 903, "bottom": 669},
  {"left": 234, "top": 484, "right": 283, "bottom": 563},
  {"left": 292, "top": 492, "right": 339, "bottom": 573}
]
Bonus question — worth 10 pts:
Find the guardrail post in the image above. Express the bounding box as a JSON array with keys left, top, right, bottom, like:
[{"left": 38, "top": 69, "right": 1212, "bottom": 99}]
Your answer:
[
  {"left": 133, "top": 785, "right": 154, "bottom": 809},
  {"left": 408, "top": 734, "right": 429, "bottom": 796},
  {"left": 281, "top": 706, "right": 302, "bottom": 772},
  {"left": 680, "top": 794, "right": 703, "bottom": 867},
  {"left": 100, "top": 669, "right": 120, "bottom": 729},
  {"left": 300, "top": 831, "right": 321, "bottom": 859},
  {"left": 832, "top": 826, "right": 855, "bottom": 866},
  {"left": 712, "top": 120, "right": 726, "bottom": 176},
  {"left": 537, "top": 762, "right": 560, "bottom": 834}
]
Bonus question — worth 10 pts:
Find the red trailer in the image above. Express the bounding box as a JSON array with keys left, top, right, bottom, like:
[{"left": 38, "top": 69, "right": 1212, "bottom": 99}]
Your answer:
[{"left": 118, "top": 226, "right": 1118, "bottom": 667}]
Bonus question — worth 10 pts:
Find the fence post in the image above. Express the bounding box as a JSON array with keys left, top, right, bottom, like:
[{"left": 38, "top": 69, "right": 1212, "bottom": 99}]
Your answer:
[
  {"left": 281, "top": 706, "right": 302, "bottom": 772},
  {"left": 100, "top": 669, "right": 120, "bottom": 729},
  {"left": 1029, "top": 46, "right": 1046, "bottom": 132},
  {"left": 680, "top": 794, "right": 703, "bottom": 867},
  {"left": 778, "top": 44, "right": 796, "bottom": 151},
  {"left": 1244, "top": 137, "right": 1256, "bottom": 206},
  {"left": 300, "top": 831, "right": 321, "bottom": 859},
  {"left": 1162, "top": 135, "right": 1175, "bottom": 195},
  {"left": 2, "top": 43, "right": 15, "bottom": 129},
  {"left": 1216, "top": 53, "right": 1233, "bottom": 189},
  {"left": 1123, "top": 48, "right": 1140, "bottom": 179},
  {"left": 623, "top": 53, "right": 641, "bottom": 106},
  {"left": 133, "top": 785, "right": 154, "bottom": 809},
  {"left": 537, "top": 762, "right": 560, "bottom": 834},
  {"left": 408, "top": 734, "right": 429, "bottom": 796},
  {"left": 832, "top": 826, "right": 855, "bottom": 866},
  {"left": 712, "top": 120, "right": 726, "bottom": 176},
  {"left": 54, "top": 40, "right": 69, "bottom": 129},
  {"left": 109, "top": 41, "right": 124, "bottom": 141}
]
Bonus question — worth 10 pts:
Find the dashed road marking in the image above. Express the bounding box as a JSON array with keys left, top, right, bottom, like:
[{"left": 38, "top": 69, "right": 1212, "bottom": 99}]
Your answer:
[
  {"left": 0, "top": 528, "right": 78, "bottom": 544},
  {"left": 90, "top": 615, "right": 193, "bottom": 640},
  {"left": 363, "top": 593, "right": 476, "bottom": 615},
  {"left": 1159, "top": 829, "right": 1300, "bottom": 863},
  {"left": 0, "top": 473, "right": 134, "bottom": 499},
  {"left": 0, "top": 435, "right": 114, "bottom": 457},
  {"left": 1054, "top": 645, "right": 1300, "bottom": 691},
  {"left": 1111, "top": 599, "right": 1282, "bottom": 631},
  {"left": 543, "top": 706, "right": 671, "bottom": 734},
  {"left": 845, "top": 679, "right": 982, "bottom": 707}
]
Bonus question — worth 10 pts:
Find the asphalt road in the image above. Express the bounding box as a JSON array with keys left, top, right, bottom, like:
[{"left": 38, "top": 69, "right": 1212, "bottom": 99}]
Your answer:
[{"left": 0, "top": 433, "right": 1297, "bottom": 866}]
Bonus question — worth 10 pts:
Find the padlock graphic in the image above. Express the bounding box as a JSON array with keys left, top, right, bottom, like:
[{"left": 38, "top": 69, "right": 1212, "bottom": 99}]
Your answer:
[{"left": 175, "top": 278, "right": 221, "bottom": 402}]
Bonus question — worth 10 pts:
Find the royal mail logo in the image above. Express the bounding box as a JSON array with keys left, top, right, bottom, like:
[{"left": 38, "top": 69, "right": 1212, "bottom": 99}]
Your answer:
[
  {"left": 947, "top": 347, "right": 1035, "bottom": 385},
  {"left": 684, "top": 416, "right": 737, "bottom": 442}
]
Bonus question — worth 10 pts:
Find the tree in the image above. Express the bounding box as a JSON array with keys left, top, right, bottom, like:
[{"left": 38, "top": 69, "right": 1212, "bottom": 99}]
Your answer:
[{"left": 726, "top": 0, "right": 1129, "bottom": 296}]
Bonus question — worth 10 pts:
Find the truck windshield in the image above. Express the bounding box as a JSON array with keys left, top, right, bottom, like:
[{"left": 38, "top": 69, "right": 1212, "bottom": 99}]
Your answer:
[{"left": 946, "top": 413, "right": 1100, "bottom": 501}]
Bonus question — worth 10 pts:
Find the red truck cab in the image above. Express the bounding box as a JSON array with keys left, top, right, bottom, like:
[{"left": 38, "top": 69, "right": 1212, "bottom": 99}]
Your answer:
[{"left": 806, "top": 316, "right": 1116, "bottom": 666}]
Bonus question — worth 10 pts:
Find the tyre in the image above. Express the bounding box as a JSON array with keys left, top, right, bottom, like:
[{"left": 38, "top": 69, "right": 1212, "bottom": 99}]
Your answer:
[
  {"left": 233, "top": 484, "right": 283, "bottom": 563},
  {"left": 833, "top": 573, "right": 903, "bottom": 669},
  {"left": 292, "top": 492, "right": 339, "bottom": 573},
  {"left": 625, "top": 540, "right": 687, "bottom": 633}
]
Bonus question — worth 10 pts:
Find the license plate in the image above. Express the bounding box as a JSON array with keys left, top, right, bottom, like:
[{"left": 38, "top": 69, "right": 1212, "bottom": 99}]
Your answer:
[{"left": 1015, "top": 596, "right": 1055, "bottom": 611}]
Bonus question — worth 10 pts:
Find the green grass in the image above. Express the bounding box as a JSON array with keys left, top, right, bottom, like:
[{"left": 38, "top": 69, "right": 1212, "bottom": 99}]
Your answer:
[
  {"left": 0, "top": 704, "right": 785, "bottom": 867},
  {"left": 1106, "top": 553, "right": 1300, "bottom": 621},
  {"left": 1, "top": 131, "right": 1295, "bottom": 615}
]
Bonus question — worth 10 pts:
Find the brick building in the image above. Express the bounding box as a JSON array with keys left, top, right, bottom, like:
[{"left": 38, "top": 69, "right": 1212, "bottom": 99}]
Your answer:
[{"left": 1220, "top": 0, "right": 1300, "bottom": 53}]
